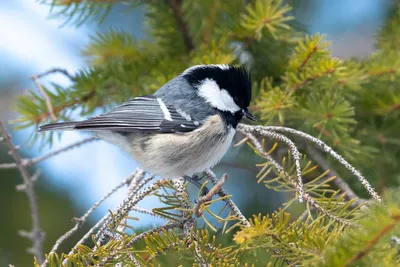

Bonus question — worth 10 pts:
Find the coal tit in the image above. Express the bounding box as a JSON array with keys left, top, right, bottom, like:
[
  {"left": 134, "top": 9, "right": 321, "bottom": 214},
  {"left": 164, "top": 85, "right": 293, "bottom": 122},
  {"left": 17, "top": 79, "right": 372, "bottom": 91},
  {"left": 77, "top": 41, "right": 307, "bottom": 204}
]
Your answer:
[{"left": 39, "top": 64, "right": 256, "bottom": 187}]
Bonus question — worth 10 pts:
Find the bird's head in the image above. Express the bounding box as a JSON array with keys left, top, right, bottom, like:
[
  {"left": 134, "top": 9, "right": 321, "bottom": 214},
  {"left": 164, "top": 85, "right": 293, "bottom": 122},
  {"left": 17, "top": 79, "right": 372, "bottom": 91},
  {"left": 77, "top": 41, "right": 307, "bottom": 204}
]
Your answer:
[{"left": 182, "top": 64, "right": 256, "bottom": 121}]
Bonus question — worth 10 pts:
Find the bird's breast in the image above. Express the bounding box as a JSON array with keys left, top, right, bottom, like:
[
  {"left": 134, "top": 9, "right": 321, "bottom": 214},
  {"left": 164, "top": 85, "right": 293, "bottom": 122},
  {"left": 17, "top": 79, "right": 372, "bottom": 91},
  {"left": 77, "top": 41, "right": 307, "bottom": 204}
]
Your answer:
[{"left": 128, "top": 114, "right": 235, "bottom": 178}]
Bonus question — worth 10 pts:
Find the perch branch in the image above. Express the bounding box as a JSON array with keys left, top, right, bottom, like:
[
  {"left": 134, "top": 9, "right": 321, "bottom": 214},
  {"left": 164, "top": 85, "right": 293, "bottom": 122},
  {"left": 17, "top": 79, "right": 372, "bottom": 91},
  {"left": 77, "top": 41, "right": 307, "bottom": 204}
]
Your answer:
[
  {"left": 0, "top": 121, "right": 45, "bottom": 264},
  {"left": 172, "top": 177, "right": 207, "bottom": 267},
  {"left": 243, "top": 131, "right": 352, "bottom": 226},
  {"left": 194, "top": 174, "right": 227, "bottom": 217},
  {"left": 248, "top": 129, "right": 305, "bottom": 203},
  {"left": 204, "top": 170, "right": 251, "bottom": 227},
  {"left": 247, "top": 124, "right": 381, "bottom": 202}
]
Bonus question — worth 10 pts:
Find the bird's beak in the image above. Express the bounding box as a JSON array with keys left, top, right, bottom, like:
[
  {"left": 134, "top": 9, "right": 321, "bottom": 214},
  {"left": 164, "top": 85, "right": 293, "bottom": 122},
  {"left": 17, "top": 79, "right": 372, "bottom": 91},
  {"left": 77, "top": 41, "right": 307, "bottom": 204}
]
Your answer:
[{"left": 243, "top": 108, "right": 257, "bottom": 122}]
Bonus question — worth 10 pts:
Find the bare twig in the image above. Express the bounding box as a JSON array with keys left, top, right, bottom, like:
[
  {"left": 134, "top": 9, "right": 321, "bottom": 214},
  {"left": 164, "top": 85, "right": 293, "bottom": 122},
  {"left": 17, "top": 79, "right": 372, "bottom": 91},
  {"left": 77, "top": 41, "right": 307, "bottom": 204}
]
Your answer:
[
  {"left": 33, "top": 68, "right": 75, "bottom": 80},
  {"left": 0, "top": 121, "right": 45, "bottom": 263},
  {"left": 194, "top": 174, "right": 227, "bottom": 217},
  {"left": 0, "top": 137, "right": 98, "bottom": 170},
  {"left": 204, "top": 170, "right": 251, "bottom": 227},
  {"left": 33, "top": 76, "right": 57, "bottom": 121}
]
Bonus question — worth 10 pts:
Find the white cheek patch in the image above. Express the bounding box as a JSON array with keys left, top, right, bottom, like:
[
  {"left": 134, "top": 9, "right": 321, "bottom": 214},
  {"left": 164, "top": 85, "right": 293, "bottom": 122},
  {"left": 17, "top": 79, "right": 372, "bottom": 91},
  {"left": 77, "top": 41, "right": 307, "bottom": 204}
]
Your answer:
[{"left": 197, "top": 78, "right": 241, "bottom": 113}]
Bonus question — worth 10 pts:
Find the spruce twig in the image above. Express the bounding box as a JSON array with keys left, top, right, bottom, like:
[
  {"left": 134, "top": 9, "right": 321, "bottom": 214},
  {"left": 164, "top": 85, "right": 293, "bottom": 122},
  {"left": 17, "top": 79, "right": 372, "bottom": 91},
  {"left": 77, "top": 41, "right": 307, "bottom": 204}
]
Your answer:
[
  {"left": 172, "top": 177, "right": 208, "bottom": 267},
  {"left": 94, "top": 170, "right": 152, "bottom": 245},
  {"left": 251, "top": 125, "right": 381, "bottom": 202},
  {"left": 306, "top": 145, "right": 367, "bottom": 208},
  {"left": 242, "top": 130, "right": 352, "bottom": 226},
  {"left": 42, "top": 170, "right": 140, "bottom": 267}
]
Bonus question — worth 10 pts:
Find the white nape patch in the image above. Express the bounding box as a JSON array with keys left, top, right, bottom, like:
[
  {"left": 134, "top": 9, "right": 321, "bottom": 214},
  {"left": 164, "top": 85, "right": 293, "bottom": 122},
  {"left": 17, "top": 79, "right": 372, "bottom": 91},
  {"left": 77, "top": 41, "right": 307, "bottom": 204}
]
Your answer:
[
  {"left": 157, "top": 98, "right": 172, "bottom": 121},
  {"left": 197, "top": 78, "right": 241, "bottom": 113},
  {"left": 183, "top": 64, "right": 230, "bottom": 75},
  {"left": 176, "top": 108, "right": 191, "bottom": 121}
]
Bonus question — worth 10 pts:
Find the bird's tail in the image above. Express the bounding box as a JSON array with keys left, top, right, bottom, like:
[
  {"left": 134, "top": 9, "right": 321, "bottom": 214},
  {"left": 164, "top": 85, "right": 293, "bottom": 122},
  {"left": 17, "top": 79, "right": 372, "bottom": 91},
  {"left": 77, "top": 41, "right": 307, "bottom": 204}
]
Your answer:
[{"left": 38, "top": 121, "right": 77, "bottom": 132}]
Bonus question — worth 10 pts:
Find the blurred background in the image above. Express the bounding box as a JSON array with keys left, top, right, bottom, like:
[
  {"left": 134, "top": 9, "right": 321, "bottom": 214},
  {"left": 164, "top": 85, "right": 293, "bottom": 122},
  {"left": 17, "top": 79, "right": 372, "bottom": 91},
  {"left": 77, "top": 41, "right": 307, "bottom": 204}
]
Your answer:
[{"left": 0, "top": 0, "right": 396, "bottom": 265}]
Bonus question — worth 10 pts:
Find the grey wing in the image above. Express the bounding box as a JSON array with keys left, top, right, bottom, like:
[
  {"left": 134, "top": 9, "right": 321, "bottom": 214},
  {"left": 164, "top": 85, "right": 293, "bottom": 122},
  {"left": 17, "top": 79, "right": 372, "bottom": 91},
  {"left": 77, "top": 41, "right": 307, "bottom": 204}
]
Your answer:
[{"left": 39, "top": 95, "right": 200, "bottom": 133}]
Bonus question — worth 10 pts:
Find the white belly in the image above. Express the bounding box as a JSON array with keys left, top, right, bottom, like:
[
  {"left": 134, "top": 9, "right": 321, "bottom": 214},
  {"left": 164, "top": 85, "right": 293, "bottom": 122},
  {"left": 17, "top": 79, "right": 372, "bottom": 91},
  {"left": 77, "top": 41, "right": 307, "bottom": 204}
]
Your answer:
[{"left": 130, "top": 115, "right": 235, "bottom": 178}]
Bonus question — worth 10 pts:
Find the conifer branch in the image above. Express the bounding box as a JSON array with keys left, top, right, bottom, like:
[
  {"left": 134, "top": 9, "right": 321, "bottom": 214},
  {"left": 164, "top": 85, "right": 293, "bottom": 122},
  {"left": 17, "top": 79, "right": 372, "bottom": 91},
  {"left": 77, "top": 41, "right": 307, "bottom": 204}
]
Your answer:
[
  {"left": 97, "top": 222, "right": 182, "bottom": 266},
  {"left": 35, "top": 89, "right": 96, "bottom": 124},
  {"left": 33, "top": 76, "right": 57, "bottom": 121},
  {"left": 65, "top": 214, "right": 108, "bottom": 262},
  {"left": 271, "top": 126, "right": 380, "bottom": 201},
  {"left": 306, "top": 145, "right": 366, "bottom": 207},
  {"left": 251, "top": 130, "right": 305, "bottom": 203},
  {"left": 167, "top": 0, "right": 195, "bottom": 51},
  {"left": 42, "top": 170, "right": 139, "bottom": 267},
  {"left": 344, "top": 214, "right": 400, "bottom": 266},
  {"left": 240, "top": 129, "right": 352, "bottom": 226},
  {"left": 239, "top": 124, "right": 381, "bottom": 203},
  {"left": 291, "top": 67, "right": 336, "bottom": 91},
  {"left": 94, "top": 169, "right": 153, "bottom": 245},
  {"left": 0, "top": 121, "right": 45, "bottom": 264},
  {"left": 172, "top": 177, "right": 207, "bottom": 266}
]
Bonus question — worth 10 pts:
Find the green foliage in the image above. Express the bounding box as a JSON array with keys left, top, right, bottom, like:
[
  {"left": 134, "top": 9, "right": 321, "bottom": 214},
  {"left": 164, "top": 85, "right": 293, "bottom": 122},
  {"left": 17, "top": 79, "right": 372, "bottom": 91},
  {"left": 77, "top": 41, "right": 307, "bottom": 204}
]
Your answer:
[
  {"left": 11, "top": 0, "right": 400, "bottom": 266},
  {"left": 39, "top": 0, "right": 114, "bottom": 26},
  {"left": 233, "top": 188, "right": 400, "bottom": 266}
]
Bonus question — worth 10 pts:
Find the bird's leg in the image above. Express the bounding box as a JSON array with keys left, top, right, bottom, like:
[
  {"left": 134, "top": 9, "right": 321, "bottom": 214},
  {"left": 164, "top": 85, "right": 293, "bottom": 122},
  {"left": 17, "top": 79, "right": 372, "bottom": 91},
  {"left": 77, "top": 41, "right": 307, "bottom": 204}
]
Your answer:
[{"left": 184, "top": 174, "right": 209, "bottom": 196}]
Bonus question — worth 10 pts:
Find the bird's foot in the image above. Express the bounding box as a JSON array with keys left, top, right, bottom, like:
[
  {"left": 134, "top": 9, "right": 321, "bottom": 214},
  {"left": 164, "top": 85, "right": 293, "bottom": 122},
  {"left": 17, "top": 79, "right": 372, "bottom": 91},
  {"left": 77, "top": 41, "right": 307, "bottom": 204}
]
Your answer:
[{"left": 183, "top": 175, "right": 209, "bottom": 196}]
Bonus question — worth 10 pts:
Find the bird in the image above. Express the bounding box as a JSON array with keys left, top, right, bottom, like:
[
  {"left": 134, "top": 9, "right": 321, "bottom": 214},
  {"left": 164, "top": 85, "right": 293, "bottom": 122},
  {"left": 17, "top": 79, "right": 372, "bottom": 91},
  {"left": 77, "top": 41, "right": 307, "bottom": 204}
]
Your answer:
[{"left": 39, "top": 64, "right": 256, "bottom": 191}]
